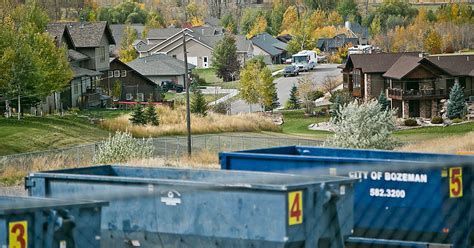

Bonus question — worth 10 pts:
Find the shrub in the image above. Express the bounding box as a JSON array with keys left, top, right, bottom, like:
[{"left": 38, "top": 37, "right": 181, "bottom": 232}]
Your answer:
[
  {"left": 93, "top": 131, "right": 153, "bottom": 164},
  {"left": 329, "top": 89, "right": 353, "bottom": 104},
  {"left": 431, "top": 116, "right": 443, "bottom": 124},
  {"left": 404, "top": 119, "right": 418, "bottom": 126},
  {"left": 325, "top": 100, "right": 399, "bottom": 150},
  {"left": 452, "top": 118, "right": 463, "bottom": 123},
  {"left": 212, "top": 102, "right": 230, "bottom": 115},
  {"left": 310, "top": 90, "right": 325, "bottom": 101}
]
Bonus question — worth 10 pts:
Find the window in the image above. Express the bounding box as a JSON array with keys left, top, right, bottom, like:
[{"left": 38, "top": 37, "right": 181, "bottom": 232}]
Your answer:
[
  {"left": 99, "top": 47, "right": 106, "bottom": 63},
  {"left": 126, "top": 93, "right": 133, "bottom": 101},
  {"left": 137, "top": 93, "right": 144, "bottom": 102},
  {"left": 108, "top": 71, "right": 113, "bottom": 78},
  {"left": 114, "top": 70, "right": 120, "bottom": 78},
  {"left": 121, "top": 70, "right": 127, "bottom": 77},
  {"left": 172, "top": 55, "right": 177, "bottom": 59},
  {"left": 74, "top": 82, "right": 79, "bottom": 94},
  {"left": 353, "top": 70, "right": 361, "bottom": 88}
]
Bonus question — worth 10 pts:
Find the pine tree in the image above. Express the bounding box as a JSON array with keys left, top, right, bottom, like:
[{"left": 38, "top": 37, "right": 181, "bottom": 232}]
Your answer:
[
  {"left": 129, "top": 103, "right": 146, "bottom": 125},
  {"left": 378, "top": 92, "right": 390, "bottom": 111},
  {"left": 447, "top": 82, "right": 467, "bottom": 119},
  {"left": 330, "top": 94, "right": 343, "bottom": 122},
  {"left": 211, "top": 34, "right": 240, "bottom": 82},
  {"left": 287, "top": 84, "right": 300, "bottom": 109},
  {"left": 191, "top": 89, "right": 208, "bottom": 116},
  {"left": 144, "top": 101, "right": 159, "bottom": 126}
]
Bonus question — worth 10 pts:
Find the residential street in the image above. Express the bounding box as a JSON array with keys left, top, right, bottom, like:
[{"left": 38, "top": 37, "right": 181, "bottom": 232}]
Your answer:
[{"left": 230, "top": 63, "right": 342, "bottom": 114}]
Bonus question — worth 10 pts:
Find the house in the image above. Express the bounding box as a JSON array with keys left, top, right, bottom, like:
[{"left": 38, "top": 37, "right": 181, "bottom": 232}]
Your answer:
[
  {"left": 46, "top": 21, "right": 116, "bottom": 109},
  {"left": 341, "top": 52, "right": 474, "bottom": 118},
  {"left": 344, "top": 21, "right": 369, "bottom": 45},
  {"left": 135, "top": 28, "right": 252, "bottom": 68},
  {"left": 250, "top": 32, "right": 288, "bottom": 64},
  {"left": 126, "top": 54, "right": 196, "bottom": 86},
  {"left": 316, "top": 34, "right": 359, "bottom": 53},
  {"left": 100, "top": 58, "right": 162, "bottom": 102}
]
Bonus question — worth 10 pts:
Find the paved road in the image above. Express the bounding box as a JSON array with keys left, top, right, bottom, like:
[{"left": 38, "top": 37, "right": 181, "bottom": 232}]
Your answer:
[{"left": 230, "top": 64, "right": 341, "bottom": 114}]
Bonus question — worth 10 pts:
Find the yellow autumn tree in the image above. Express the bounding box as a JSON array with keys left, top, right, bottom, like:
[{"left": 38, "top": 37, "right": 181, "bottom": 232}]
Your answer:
[
  {"left": 191, "top": 16, "right": 204, "bottom": 27},
  {"left": 247, "top": 16, "right": 267, "bottom": 39},
  {"left": 308, "top": 9, "right": 326, "bottom": 30},
  {"left": 280, "top": 6, "right": 298, "bottom": 35},
  {"left": 312, "top": 26, "right": 337, "bottom": 40},
  {"left": 423, "top": 29, "right": 442, "bottom": 54},
  {"left": 327, "top": 11, "right": 343, "bottom": 25}
]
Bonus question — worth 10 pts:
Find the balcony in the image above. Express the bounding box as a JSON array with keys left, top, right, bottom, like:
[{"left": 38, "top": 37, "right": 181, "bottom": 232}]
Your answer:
[{"left": 387, "top": 88, "right": 448, "bottom": 100}]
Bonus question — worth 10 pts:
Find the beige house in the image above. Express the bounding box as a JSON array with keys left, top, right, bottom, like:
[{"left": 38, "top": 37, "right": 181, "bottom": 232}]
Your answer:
[{"left": 135, "top": 28, "right": 253, "bottom": 68}]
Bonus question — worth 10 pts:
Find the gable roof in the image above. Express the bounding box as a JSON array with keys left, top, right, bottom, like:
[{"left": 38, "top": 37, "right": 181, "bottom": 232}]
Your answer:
[
  {"left": 344, "top": 52, "right": 420, "bottom": 73},
  {"left": 68, "top": 49, "right": 89, "bottom": 62},
  {"left": 110, "top": 57, "right": 157, "bottom": 86},
  {"left": 126, "top": 54, "right": 196, "bottom": 76},
  {"left": 71, "top": 66, "right": 102, "bottom": 78},
  {"left": 204, "top": 17, "right": 220, "bottom": 27},
  {"left": 48, "top": 21, "right": 116, "bottom": 48},
  {"left": 346, "top": 21, "right": 369, "bottom": 39},
  {"left": 383, "top": 56, "right": 450, "bottom": 79},
  {"left": 317, "top": 35, "right": 359, "bottom": 49},
  {"left": 45, "top": 24, "right": 75, "bottom": 49},
  {"left": 251, "top": 32, "right": 287, "bottom": 56},
  {"left": 427, "top": 54, "right": 474, "bottom": 76}
]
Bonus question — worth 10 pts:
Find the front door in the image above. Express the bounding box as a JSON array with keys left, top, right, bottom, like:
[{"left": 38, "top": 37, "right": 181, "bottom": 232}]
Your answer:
[
  {"left": 203, "top": 56, "right": 209, "bottom": 68},
  {"left": 409, "top": 100, "right": 420, "bottom": 117}
]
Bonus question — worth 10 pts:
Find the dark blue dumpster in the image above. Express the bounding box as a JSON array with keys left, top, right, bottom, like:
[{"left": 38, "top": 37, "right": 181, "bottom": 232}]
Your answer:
[
  {"left": 219, "top": 146, "right": 474, "bottom": 247},
  {"left": 0, "top": 196, "right": 106, "bottom": 248},
  {"left": 26, "top": 165, "right": 357, "bottom": 248}
]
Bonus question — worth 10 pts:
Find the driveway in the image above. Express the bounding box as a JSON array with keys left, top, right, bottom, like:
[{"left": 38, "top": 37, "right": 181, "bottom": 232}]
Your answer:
[{"left": 230, "top": 63, "right": 341, "bottom": 114}]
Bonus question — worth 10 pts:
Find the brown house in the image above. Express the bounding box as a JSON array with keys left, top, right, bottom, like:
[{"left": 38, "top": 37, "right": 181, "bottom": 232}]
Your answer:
[
  {"left": 341, "top": 53, "right": 474, "bottom": 118},
  {"left": 101, "top": 58, "right": 162, "bottom": 102}
]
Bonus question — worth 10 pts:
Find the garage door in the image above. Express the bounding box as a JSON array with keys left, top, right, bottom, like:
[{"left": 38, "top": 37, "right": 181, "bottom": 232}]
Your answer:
[{"left": 188, "top": 57, "right": 198, "bottom": 66}]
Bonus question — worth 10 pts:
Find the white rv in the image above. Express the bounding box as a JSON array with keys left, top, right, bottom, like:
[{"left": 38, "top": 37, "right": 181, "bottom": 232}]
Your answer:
[
  {"left": 348, "top": 45, "right": 374, "bottom": 55},
  {"left": 292, "top": 50, "right": 318, "bottom": 71}
]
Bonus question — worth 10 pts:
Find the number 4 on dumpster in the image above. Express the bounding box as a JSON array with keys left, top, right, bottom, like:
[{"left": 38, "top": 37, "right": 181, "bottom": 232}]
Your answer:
[
  {"left": 288, "top": 191, "right": 303, "bottom": 225},
  {"left": 9, "top": 221, "right": 27, "bottom": 248},
  {"left": 449, "top": 167, "right": 463, "bottom": 198}
]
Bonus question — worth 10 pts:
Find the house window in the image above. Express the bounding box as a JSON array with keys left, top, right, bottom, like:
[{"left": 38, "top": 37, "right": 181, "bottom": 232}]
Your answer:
[
  {"left": 136, "top": 93, "right": 144, "bottom": 102},
  {"left": 74, "top": 82, "right": 79, "bottom": 94},
  {"left": 114, "top": 70, "right": 120, "bottom": 78},
  {"left": 121, "top": 70, "right": 127, "bottom": 77},
  {"left": 172, "top": 55, "right": 177, "bottom": 59},
  {"left": 353, "top": 70, "right": 361, "bottom": 88},
  {"left": 99, "top": 47, "right": 106, "bottom": 63},
  {"left": 108, "top": 71, "right": 113, "bottom": 78},
  {"left": 126, "top": 93, "right": 133, "bottom": 101}
]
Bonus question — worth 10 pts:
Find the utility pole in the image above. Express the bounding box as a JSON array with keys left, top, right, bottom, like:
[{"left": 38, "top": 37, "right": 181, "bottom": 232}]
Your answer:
[{"left": 182, "top": 29, "right": 192, "bottom": 157}]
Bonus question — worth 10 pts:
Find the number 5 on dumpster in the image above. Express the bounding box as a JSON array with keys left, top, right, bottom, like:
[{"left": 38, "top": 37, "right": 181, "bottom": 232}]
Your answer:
[
  {"left": 288, "top": 191, "right": 303, "bottom": 225},
  {"left": 9, "top": 221, "right": 27, "bottom": 248},
  {"left": 449, "top": 167, "right": 463, "bottom": 198}
]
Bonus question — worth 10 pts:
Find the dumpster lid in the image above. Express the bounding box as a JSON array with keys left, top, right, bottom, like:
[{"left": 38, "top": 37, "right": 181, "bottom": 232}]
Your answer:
[
  {"left": 0, "top": 196, "right": 107, "bottom": 215},
  {"left": 29, "top": 165, "right": 356, "bottom": 191}
]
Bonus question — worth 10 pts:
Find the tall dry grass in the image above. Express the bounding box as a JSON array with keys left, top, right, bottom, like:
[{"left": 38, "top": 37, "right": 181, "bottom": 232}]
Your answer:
[
  {"left": 123, "top": 150, "right": 219, "bottom": 169},
  {"left": 397, "top": 132, "right": 474, "bottom": 154},
  {"left": 100, "top": 105, "right": 280, "bottom": 137}
]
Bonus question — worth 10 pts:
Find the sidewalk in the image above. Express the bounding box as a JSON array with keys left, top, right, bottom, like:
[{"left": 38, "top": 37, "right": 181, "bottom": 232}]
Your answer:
[{"left": 201, "top": 86, "right": 239, "bottom": 106}]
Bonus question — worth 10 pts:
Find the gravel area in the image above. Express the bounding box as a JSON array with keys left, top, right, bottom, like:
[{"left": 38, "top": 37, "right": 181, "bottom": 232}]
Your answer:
[{"left": 0, "top": 186, "right": 27, "bottom": 196}]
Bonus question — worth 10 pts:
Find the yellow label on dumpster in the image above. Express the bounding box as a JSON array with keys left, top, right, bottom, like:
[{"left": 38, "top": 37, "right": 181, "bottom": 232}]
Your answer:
[
  {"left": 449, "top": 167, "right": 463, "bottom": 198},
  {"left": 9, "top": 221, "right": 27, "bottom": 248},
  {"left": 288, "top": 191, "right": 303, "bottom": 225}
]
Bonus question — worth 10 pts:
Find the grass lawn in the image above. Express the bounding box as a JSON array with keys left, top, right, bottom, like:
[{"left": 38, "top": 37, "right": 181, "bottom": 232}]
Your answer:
[
  {"left": 78, "top": 108, "right": 131, "bottom": 119},
  {"left": 193, "top": 68, "right": 222, "bottom": 85},
  {"left": 393, "top": 121, "right": 474, "bottom": 142},
  {"left": 280, "top": 110, "right": 331, "bottom": 139},
  {"left": 0, "top": 115, "right": 110, "bottom": 156}
]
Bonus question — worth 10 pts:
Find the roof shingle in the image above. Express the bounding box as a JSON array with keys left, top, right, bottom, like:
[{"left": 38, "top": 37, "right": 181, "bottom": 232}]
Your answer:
[
  {"left": 48, "top": 22, "right": 115, "bottom": 48},
  {"left": 126, "top": 54, "right": 196, "bottom": 76}
]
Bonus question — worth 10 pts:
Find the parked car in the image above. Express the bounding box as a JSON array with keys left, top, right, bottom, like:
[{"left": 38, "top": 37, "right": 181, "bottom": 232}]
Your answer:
[
  {"left": 161, "top": 80, "right": 184, "bottom": 93},
  {"left": 283, "top": 58, "right": 292, "bottom": 64},
  {"left": 283, "top": 65, "right": 299, "bottom": 77}
]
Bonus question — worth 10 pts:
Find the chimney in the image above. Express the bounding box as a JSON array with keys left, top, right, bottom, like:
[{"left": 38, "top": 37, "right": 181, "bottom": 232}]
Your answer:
[{"left": 345, "top": 21, "right": 351, "bottom": 30}]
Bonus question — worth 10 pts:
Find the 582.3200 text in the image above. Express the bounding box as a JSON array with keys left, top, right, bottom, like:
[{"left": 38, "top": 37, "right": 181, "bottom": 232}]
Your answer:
[{"left": 369, "top": 188, "right": 406, "bottom": 198}]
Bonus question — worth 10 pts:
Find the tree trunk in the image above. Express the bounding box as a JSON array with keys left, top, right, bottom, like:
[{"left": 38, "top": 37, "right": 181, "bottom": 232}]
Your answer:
[{"left": 17, "top": 94, "right": 21, "bottom": 120}]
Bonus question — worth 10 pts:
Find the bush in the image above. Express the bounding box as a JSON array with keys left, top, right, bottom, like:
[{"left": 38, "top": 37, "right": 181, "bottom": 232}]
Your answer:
[
  {"left": 325, "top": 100, "right": 399, "bottom": 150},
  {"left": 309, "top": 90, "right": 325, "bottom": 101},
  {"left": 212, "top": 102, "right": 230, "bottom": 115},
  {"left": 431, "top": 116, "right": 443, "bottom": 124},
  {"left": 452, "top": 118, "right": 463, "bottom": 123},
  {"left": 93, "top": 131, "right": 153, "bottom": 164},
  {"left": 404, "top": 119, "right": 418, "bottom": 126},
  {"left": 329, "top": 89, "right": 353, "bottom": 104}
]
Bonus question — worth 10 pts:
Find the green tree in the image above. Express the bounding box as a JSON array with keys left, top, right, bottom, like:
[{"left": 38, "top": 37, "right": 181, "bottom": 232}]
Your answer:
[
  {"left": 447, "top": 82, "right": 467, "bottom": 119},
  {"left": 259, "top": 67, "right": 278, "bottom": 111},
  {"left": 145, "top": 101, "right": 159, "bottom": 126},
  {"left": 146, "top": 10, "right": 165, "bottom": 28},
  {"left": 130, "top": 103, "right": 147, "bottom": 125},
  {"left": 191, "top": 89, "right": 208, "bottom": 116},
  {"left": 0, "top": 4, "right": 72, "bottom": 119},
  {"left": 287, "top": 84, "right": 300, "bottom": 109},
  {"left": 268, "top": 0, "right": 286, "bottom": 36},
  {"left": 211, "top": 34, "right": 240, "bottom": 82},
  {"left": 337, "top": 0, "right": 360, "bottom": 21},
  {"left": 370, "top": 16, "right": 382, "bottom": 36},
  {"left": 378, "top": 92, "right": 390, "bottom": 110},
  {"left": 220, "top": 13, "right": 237, "bottom": 34},
  {"left": 239, "top": 59, "right": 262, "bottom": 107},
  {"left": 330, "top": 94, "right": 343, "bottom": 122},
  {"left": 240, "top": 9, "right": 260, "bottom": 36},
  {"left": 112, "top": 81, "right": 122, "bottom": 100}
]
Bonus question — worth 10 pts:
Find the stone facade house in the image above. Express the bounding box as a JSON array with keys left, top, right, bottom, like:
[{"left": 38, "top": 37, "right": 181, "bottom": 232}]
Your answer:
[{"left": 341, "top": 53, "right": 474, "bottom": 118}]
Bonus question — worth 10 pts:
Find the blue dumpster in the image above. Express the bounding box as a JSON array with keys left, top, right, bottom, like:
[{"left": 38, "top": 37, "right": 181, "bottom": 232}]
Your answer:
[
  {"left": 0, "top": 196, "right": 105, "bottom": 248},
  {"left": 26, "top": 165, "right": 357, "bottom": 248},
  {"left": 219, "top": 146, "right": 474, "bottom": 247}
]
